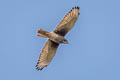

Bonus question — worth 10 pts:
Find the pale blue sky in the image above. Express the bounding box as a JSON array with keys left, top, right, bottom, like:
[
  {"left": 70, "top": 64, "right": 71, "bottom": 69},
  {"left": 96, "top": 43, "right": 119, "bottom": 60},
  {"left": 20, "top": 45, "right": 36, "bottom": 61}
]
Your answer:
[{"left": 0, "top": 0, "right": 120, "bottom": 80}]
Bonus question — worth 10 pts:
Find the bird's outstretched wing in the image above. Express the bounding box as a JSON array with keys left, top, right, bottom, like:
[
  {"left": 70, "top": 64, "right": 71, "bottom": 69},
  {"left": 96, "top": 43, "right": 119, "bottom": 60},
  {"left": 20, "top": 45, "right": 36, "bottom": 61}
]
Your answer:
[
  {"left": 36, "top": 40, "right": 59, "bottom": 70},
  {"left": 53, "top": 6, "right": 80, "bottom": 36}
]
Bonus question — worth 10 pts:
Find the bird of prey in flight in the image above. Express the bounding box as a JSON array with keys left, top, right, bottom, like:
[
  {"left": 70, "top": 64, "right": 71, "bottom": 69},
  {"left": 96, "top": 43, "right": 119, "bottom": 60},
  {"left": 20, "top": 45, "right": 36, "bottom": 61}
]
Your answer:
[{"left": 36, "top": 6, "right": 80, "bottom": 70}]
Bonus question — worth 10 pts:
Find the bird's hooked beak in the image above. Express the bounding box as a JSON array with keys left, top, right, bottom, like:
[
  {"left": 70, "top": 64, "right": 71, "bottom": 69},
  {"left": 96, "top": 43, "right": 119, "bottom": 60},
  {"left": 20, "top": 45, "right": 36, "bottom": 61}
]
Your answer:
[{"left": 62, "top": 39, "right": 69, "bottom": 44}]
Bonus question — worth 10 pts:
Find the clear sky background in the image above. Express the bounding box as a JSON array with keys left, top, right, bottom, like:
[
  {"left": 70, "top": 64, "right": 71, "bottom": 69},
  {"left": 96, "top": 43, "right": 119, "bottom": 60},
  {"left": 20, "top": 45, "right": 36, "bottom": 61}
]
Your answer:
[{"left": 0, "top": 0, "right": 120, "bottom": 80}]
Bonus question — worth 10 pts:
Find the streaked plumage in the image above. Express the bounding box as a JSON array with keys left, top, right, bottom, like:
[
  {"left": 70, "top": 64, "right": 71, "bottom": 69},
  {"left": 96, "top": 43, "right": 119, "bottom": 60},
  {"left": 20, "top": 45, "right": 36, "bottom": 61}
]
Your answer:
[{"left": 36, "top": 6, "right": 80, "bottom": 70}]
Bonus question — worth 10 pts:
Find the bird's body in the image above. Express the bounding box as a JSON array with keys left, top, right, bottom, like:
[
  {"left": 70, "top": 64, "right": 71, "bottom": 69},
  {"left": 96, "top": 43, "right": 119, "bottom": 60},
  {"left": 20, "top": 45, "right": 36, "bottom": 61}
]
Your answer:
[
  {"left": 36, "top": 6, "right": 80, "bottom": 70},
  {"left": 48, "top": 32, "right": 68, "bottom": 44}
]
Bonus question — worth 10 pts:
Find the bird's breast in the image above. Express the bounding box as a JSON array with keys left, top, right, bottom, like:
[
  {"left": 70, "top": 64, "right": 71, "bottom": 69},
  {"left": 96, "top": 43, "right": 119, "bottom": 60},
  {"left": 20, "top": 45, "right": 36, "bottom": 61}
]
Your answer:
[{"left": 48, "top": 32, "right": 65, "bottom": 44}]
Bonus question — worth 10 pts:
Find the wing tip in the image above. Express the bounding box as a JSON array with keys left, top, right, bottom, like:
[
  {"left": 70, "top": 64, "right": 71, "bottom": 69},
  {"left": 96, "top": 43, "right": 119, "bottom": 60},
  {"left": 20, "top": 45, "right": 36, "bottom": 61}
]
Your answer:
[
  {"left": 71, "top": 6, "right": 80, "bottom": 15},
  {"left": 72, "top": 6, "right": 80, "bottom": 10},
  {"left": 35, "top": 62, "right": 42, "bottom": 71},
  {"left": 35, "top": 62, "right": 48, "bottom": 71},
  {"left": 35, "top": 64, "right": 44, "bottom": 71},
  {"left": 64, "top": 6, "right": 80, "bottom": 18},
  {"left": 36, "top": 65, "right": 43, "bottom": 71}
]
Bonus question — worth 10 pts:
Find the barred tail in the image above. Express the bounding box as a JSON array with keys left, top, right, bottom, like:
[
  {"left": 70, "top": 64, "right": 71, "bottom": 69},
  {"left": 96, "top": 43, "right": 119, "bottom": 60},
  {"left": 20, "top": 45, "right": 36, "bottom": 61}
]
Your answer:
[{"left": 37, "top": 29, "right": 49, "bottom": 38}]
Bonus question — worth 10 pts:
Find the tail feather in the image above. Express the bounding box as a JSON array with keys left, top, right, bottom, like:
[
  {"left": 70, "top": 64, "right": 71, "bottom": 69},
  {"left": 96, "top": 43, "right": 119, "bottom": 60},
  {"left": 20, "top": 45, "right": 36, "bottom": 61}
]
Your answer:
[{"left": 37, "top": 29, "right": 49, "bottom": 38}]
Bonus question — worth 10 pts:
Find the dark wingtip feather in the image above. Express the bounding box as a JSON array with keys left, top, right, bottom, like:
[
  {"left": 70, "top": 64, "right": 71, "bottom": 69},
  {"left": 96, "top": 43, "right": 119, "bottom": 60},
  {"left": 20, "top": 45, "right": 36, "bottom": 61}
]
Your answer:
[
  {"left": 35, "top": 61, "right": 48, "bottom": 71},
  {"left": 72, "top": 6, "right": 80, "bottom": 10},
  {"left": 35, "top": 62, "right": 41, "bottom": 71},
  {"left": 76, "top": 6, "right": 80, "bottom": 10},
  {"left": 72, "top": 6, "right": 80, "bottom": 15},
  {"left": 36, "top": 64, "right": 43, "bottom": 71}
]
